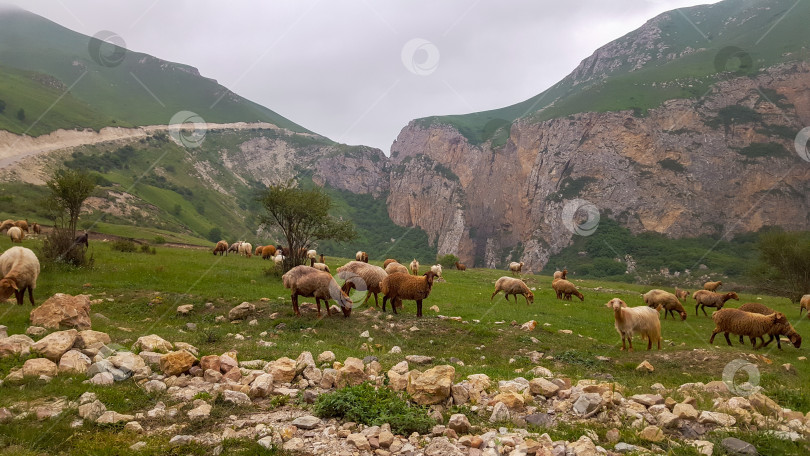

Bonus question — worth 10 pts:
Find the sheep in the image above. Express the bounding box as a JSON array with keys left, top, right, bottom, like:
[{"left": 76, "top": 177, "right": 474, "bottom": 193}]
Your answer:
[
  {"left": 703, "top": 281, "right": 723, "bottom": 292},
  {"left": 508, "top": 262, "right": 524, "bottom": 275},
  {"left": 337, "top": 261, "right": 388, "bottom": 308},
  {"left": 273, "top": 254, "right": 285, "bottom": 267},
  {"left": 262, "top": 245, "right": 277, "bottom": 260},
  {"left": 238, "top": 242, "right": 253, "bottom": 258},
  {"left": 552, "top": 278, "right": 583, "bottom": 301},
  {"left": 385, "top": 261, "right": 409, "bottom": 275},
  {"left": 454, "top": 261, "right": 467, "bottom": 271},
  {"left": 800, "top": 294, "right": 810, "bottom": 317},
  {"left": 213, "top": 240, "right": 228, "bottom": 256},
  {"left": 306, "top": 249, "right": 318, "bottom": 267},
  {"left": 15, "top": 220, "right": 29, "bottom": 233},
  {"left": 7, "top": 226, "right": 23, "bottom": 243},
  {"left": 74, "top": 232, "right": 89, "bottom": 248},
  {"left": 675, "top": 287, "right": 689, "bottom": 302},
  {"left": 643, "top": 289, "right": 687, "bottom": 320},
  {"left": 381, "top": 271, "right": 438, "bottom": 317},
  {"left": 430, "top": 264, "right": 442, "bottom": 277},
  {"left": 313, "top": 263, "right": 330, "bottom": 273},
  {"left": 606, "top": 298, "right": 661, "bottom": 351},
  {"left": 228, "top": 241, "right": 242, "bottom": 254},
  {"left": 738, "top": 302, "right": 802, "bottom": 349},
  {"left": 319, "top": 253, "right": 325, "bottom": 264},
  {"left": 254, "top": 245, "right": 264, "bottom": 256},
  {"left": 31, "top": 223, "right": 41, "bottom": 234},
  {"left": 553, "top": 269, "right": 568, "bottom": 280},
  {"left": 282, "top": 265, "right": 352, "bottom": 317},
  {"left": 693, "top": 290, "right": 738, "bottom": 316},
  {"left": 0, "top": 219, "right": 14, "bottom": 232},
  {"left": 383, "top": 259, "right": 398, "bottom": 268},
  {"left": 355, "top": 251, "right": 369, "bottom": 263},
  {"left": 491, "top": 276, "right": 534, "bottom": 305},
  {"left": 0, "top": 246, "right": 40, "bottom": 306},
  {"left": 409, "top": 259, "right": 419, "bottom": 275},
  {"left": 709, "top": 308, "right": 787, "bottom": 349}
]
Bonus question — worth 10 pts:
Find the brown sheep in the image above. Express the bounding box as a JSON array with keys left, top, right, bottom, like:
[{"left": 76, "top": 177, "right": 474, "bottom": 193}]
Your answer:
[
  {"left": 643, "top": 289, "right": 687, "bottom": 320},
  {"left": 15, "top": 220, "right": 29, "bottom": 233},
  {"left": 508, "top": 262, "right": 524, "bottom": 275},
  {"left": 355, "top": 251, "right": 369, "bottom": 263},
  {"left": 319, "top": 253, "right": 325, "bottom": 264},
  {"left": 454, "top": 261, "right": 466, "bottom": 271},
  {"left": 261, "top": 245, "right": 277, "bottom": 259},
  {"left": 674, "top": 287, "right": 689, "bottom": 302},
  {"left": 738, "top": 302, "right": 802, "bottom": 349},
  {"left": 383, "top": 259, "right": 398, "bottom": 268},
  {"left": 31, "top": 222, "right": 41, "bottom": 234},
  {"left": 0, "top": 219, "right": 14, "bottom": 232},
  {"left": 491, "top": 277, "right": 534, "bottom": 305},
  {"left": 380, "top": 271, "right": 438, "bottom": 317},
  {"left": 385, "top": 262, "right": 409, "bottom": 275},
  {"left": 553, "top": 269, "right": 568, "bottom": 280},
  {"left": 710, "top": 308, "right": 787, "bottom": 349},
  {"left": 552, "top": 278, "right": 583, "bottom": 301},
  {"left": 693, "top": 290, "right": 738, "bottom": 316},
  {"left": 703, "top": 281, "right": 723, "bottom": 292},
  {"left": 254, "top": 245, "right": 264, "bottom": 256},
  {"left": 213, "top": 240, "right": 228, "bottom": 256},
  {"left": 281, "top": 265, "right": 352, "bottom": 317},
  {"left": 337, "top": 261, "right": 387, "bottom": 307},
  {"left": 800, "top": 294, "right": 810, "bottom": 317}
]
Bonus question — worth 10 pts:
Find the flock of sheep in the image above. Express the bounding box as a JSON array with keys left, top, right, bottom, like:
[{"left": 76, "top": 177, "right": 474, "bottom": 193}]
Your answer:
[{"left": 1, "top": 219, "right": 41, "bottom": 243}]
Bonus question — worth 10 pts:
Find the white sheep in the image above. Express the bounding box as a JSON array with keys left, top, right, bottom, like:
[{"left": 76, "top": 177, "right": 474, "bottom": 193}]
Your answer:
[
  {"left": 355, "top": 251, "right": 369, "bottom": 263},
  {"left": 238, "top": 242, "right": 253, "bottom": 258},
  {"left": 313, "top": 262, "right": 330, "bottom": 273},
  {"left": 385, "top": 262, "right": 409, "bottom": 275},
  {"left": 508, "top": 261, "right": 524, "bottom": 275},
  {"left": 281, "top": 265, "right": 352, "bottom": 317},
  {"left": 307, "top": 249, "right": 317, "bottom": 266},
  {"left": 491, "top": 276, "right": 534, "bottom": 305},
  {"left": 409, "top": 259, "right": 419, "bottom": 275},
  {"left": 0, "top": 246, "right": 40, "bottom": 306},
  {"left": 606, "top": 298, "right": 661, "bottom": 351},
  {"left": 273, "top": 254, "right": 286, "bottom": 266},
  {"left": 430, "top": 264, "right": 442, "bottom": 277},
  {"left": 7, "top": 226, "right": 24, "bottom": 243}
]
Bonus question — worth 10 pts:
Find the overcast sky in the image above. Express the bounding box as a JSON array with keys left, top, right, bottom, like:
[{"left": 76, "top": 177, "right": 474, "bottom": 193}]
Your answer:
[{"left": 7, "top": 0, "right": 718, "bottom": 152}]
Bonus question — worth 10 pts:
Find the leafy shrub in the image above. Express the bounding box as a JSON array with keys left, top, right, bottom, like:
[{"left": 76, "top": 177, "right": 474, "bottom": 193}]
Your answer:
[
  {"left": 313, "top": 383, "right": 434, "bottom": 435},
  {"left": 140, "top": 244, "right": 156, "bottom": 254},
  {"left": 110, "top": 239, "right": 138, "bottom": 252},
  {"left": 207, "top": 227, "right": 223, "bottom": 243},
  {"left": 39, "top": 228, "right": 92, "bottom": 267},
  {"left": 152, "top": 236, "right": 166, "bottom": 244},
  {"left": 437, "top": 254, "right": 460, "bottom": 268}
]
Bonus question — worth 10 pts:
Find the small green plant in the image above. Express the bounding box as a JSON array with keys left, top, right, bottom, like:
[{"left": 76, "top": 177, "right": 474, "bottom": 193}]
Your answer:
[
  {"left": 153, "top": 236, "right": 166, "bottom": 244},
  {"left": 111, "top": 239, "right": 138, "bottom": 252},
  {"left": 437, "top": 254, "right": 460, "bottom": 268},
  {"left": 313, "top": 383, "right": 434, "bottom": 435},
  {"left": 140, "top": 244, "right": 156, "bottom": 254}
]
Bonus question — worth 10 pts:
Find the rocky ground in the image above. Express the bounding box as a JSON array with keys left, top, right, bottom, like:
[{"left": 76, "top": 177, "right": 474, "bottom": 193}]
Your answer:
[{"left": 1, "top": 293, "right": 808, "bottom": 455}]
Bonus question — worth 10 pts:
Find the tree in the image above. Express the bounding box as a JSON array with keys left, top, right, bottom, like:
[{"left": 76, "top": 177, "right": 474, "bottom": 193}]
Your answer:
[
  {"left": 16, "top": 108, "right": 25, "bottom": 121},
  {"left": 207, "top": 227, "right": 222, "bottom": 243},
  {"left": 46, "top": 168, "right": 97, "bottom": 236},
  {"left": 750, "top": 231, "right": 810, "bottom": 303},
  {"left": 259, "top": 181, "right": 356, "bottom": 271}
]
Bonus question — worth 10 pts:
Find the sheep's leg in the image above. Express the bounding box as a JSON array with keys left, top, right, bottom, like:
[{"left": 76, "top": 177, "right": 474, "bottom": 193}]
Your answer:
[
  {"left": 627, "top": 335, "right": 634, "bottom": 352},
  {"left": 391, "top": 298, "right": 399, "bottom": 315},
  {"left": 647, "top": 336, "right": 652, "bottom": 350},
  {"left": 620, "top": 335, "right": 626, "bottom": 351},
  {"left": 26, "top": 286, "right": 34, "bottom": 306},
  {"left": 695, "top": 304, "right": 700, "bottom": 316},
  {"left": 292, "top": 294, "right": 301, "bottom": 316},
  {"left": 701, "top": 305, "right": 708, "bottom": 317},
  {"left": 372, "top": 292, "right": 379, "bottom": 308},
  {"left": 14, "top": 289, "right": 23, "bottom": 306},
  {"left": 723, "top": 332, "right": 732, "bottom": 346},
  {"left": 361, "top": 292, "right": 372, "bottom": 307},
  {"left": 524, "top": 294, "right": 530, "bottom": 306},
  {"left": 416, "top": 299, "right": 423, "bottom": 317},
  {"left": 739, "top": 335, "right": 745, "bottom": 345},
  {"left": 709, "top": 329, "right": 719, "bottom": 344}
]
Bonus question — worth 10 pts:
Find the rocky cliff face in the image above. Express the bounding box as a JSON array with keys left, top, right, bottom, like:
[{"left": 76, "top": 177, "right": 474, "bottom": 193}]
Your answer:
[{"left": 386, "top": 62, "right": 810, "bottom": 270}]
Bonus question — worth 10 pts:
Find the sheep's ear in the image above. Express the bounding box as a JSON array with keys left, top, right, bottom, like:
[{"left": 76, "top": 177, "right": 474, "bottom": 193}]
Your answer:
[{"left": 0, "top": 278, "right": 18, "bottom": 291}]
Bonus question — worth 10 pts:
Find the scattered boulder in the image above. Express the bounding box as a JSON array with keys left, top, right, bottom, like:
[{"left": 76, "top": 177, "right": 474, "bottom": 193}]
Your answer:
[
  {"left": 447, "top": 413, "right": 471, "bottom": 434},
  {"left": 721, "top": 437, "right": 758, "bottom": 455},
  {"left": 407, "top": 365, "right": 455, "bottom": 405},
  {"left": 29, "top": 293, "right": 91, "bottom": 330},
  {"left": 58, "top": 349, "right": 92, "bottom": 374},
  {"left": 228, "top": 302, "right": 255, "bottom": 321},
  {"left": 317, "top": 351, "right": 335, "bottom": 364},
  {"left": 338, "top": 357, "right": 366, "bottom": 387},
  {"left": 573, "top": 393, "right": 602, "bottom": 416},
  {"left": 424, "top": 437, "right": 465, "bottom": 456},
  {"left": 636, "top": 360, "right": 655, "bottom": 372},
  {"left": 74, "top": 330, "right": 111, "bottom": 349},
  {"left": 265, "top": 357, "right": 296, "bottom": 384},
  {"left": 159, "top": 350, "right": 197, "bottom": 376},
  {"left": 187, "top": 402, "right": 212, "bottom": 421},
  {"left": 529, "top": 377, "right": 559, "bottom": 397},
  {"left": 176, "top": 304, "right": 193, "bottom": 315},
  {"left": 32, "top": 329, "right": 78, "bottom": 361},
  {"left": 292, "top": 415, "right": 320, "bottom": 430},
  {"left": 489, "top": 401, "right": 510, "bottom": 422},
  {"left": 223, "top": 390, "right": 251, "bottom": 406},
  {"left": 133, "top": 334, "right": 173, "bottom": 353},
  {"left": 406, "top": 355, "right": 434, "bottom": 365},
  {"left": 22, "top": 358, "right": 58, "bottom": 377},
  {"left": 346, "top": 433, "right": 370, "bottom": 451},
  {"left": 0, "top": 334, "right": 35, "bottom": 358},
  {"left": 96, "top": 411, "right": 134, "bottom": 424},
  {"left": 78, "top": 400, "right": 106, "bottom": 421},
  {"left": 639, "top": 425, "right": 664, "bottom": 442}
]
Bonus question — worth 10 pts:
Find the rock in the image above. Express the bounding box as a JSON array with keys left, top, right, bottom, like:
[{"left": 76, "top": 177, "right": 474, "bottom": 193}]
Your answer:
[
  {"left": 199, "top": 354, "right": 221, "bottom": 372},
  {"left": 639, "top": 425, "right": 664, "bottom": 442},
  {"left": 614, "top": 442, "right": 640, "bottom": 453},
  {"left": 87, "top": 359, "right": 128, "bottom": 381},
  {"left": 338, "top": 357, "right": 366, "bottom": 387},
  {"left": 29, "top": 293, "right": 91, "bottom": 330},
  {"left": 22, "top": 358, "right": 58, "bottom": 377},
  {"left": 169, "top": 435, "right": 194, "bottom": 446},
  {"left": 657, "top": 410, "right": 680, "bottom": 428},
  {"left": 96, "top": 411, "right": 134, "bottom": 424},
  {"left": 721, "top": 437, "right": 758, "bottom": 455},
  {"left": 31, "top": 329, "right": 77, "bottom": 361},
  {"left": 204, "top": 369, "right": 222, "bottom": 383},
  {"left": 0, "top": 334, "right": 35, "bottom": 358},
  {"left": 282, "top": 437, "right": 304, "bottom": 452},
  {"left": 78, "top": 400, "right": 106, "bottom": 421},
  {"left": 295, "top": 351, "right": 315, "bottom": 374},
  {"left": 317, "top": 351, "right": 335, "bottom": 364},
  {"left": 159, "top": 350, "right": 197, "bottom": 376},
  {"left": 58, "top": 349, "right": 92, "bottom": 374},
  {"left": 520, "top": 320, "right": 537, "bottom": 331},
  {"left": 138, "top": 351, "right": 162, "bottom": 366},
  {"left": 129, "top": 442, "right": 146, "bottom": 451},
  {"left": 187, "top": 402, "right": 212, "bottom": 420},
  {"left": 265, "top": 357, "right": 296, "bottom": 384},
  {"left": 567, "top": 435, "right": 597, "bottom": 455},
  {"left": 220, "top": 353, "right": 239, "bottom": 373},
  {"left": 0, "top": 326, "right": 6, "bottom": 339},
  {"left": 424, "top": 437, "right": 465, "bottom": 456},
  {"left": 0, "top": 407, "right": 12, "bottom": 423},
  {"left": 223, "top": 390, "right": 251, "bottom": 406},
  {"left": 573, "top": 393, "right": 602, "bottom": 416},
  {"left": 74, "top": 330, "right": 111, "bottom": 349},
  {"left": 704, "top": 380, "right": 730, "bottom": 395},
  {"left": 108, "top": 351, "right": 149, "bottom": 377},
  {"left": 406, "top": 354, "right": 434, "bottom": 365},
  {"left": 447, "top": 413, "right": 471, "bottom": 434},
  {"left": 636, "top": 360, "right": 654, "bottom": 372},
  {"left": 749, "top": 393, "right": 782, "bottom": 417},
  {"left": 690, "top": 440, "right": 715, "bottom": 456},
  {"left": 292, "top": 415, "right": 321, "bottom": 430},
  {"left": 490, "top": 402, "right": 510, "bottom": 422},
  {"left": 492, "top": 391, "right": 524, "bottom": 409},
  {"left": 249, "top": 373, "right": 274, "bottom": 397},
  {"left": 228, "top": 302, "right": 255, "bottom": 320},
  {"left": 673, "top": 403, "right": 699, "bottom": 420},
  {"left": 605, "top": 428, "right": 620, "bottom": 443},
  {"left": 173, "top": 342, "right": 198, "bottom": 357},
  {"left": 389, "top": 346, "right": 402, "bottom": 354},
  {"left": 26, "top": 326, "right": 47, "bottom": 337},
  {"left": 407, "top": 365, "right": 454, "bottom": 405},
  {"left": 143, "top": 380, "right": 167, "bottom": 393},
  {"left": 379, "top": 430, "right": 394, "bottom": 448},
  {"left": 89, "top": 372, "right": 114, "bottom": 385},
  {"left": 124, "top": 421, "right": 143, "bottom": 433},
  {"left": 257, "top": 436, "right": 275, "bottom": 450},
  {"left": 133, "top": 334, "right": 173, "bottom": 353},
  {"left": 630, "top": 394, "right": 664, "bottom": 407},
  {"left": 530, "top": 366, "right": 553, "bottom": 378},
  {"left": 347, "top": 433, "right": 371, "bottom": 451},
  {"left": 176, "top": 304, "right": 193, "bottom": 315},
  {"left": 698, "top": 411, "right": 736, "bottom": 427},
  {"left": 529, "top": 377, "right": 559, "bottom": 397}
]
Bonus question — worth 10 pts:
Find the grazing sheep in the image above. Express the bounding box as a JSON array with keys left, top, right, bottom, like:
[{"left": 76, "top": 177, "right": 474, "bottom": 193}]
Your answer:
[
  {"left": 675, "top": 287, "right": 689, "bottom": 302},
  {"left": 254, "top": 245, "right": 264, "bottom": 256},
  {"left": 643, "top": 289, "right": 687, "bottom": 320},
  {"left": 15, "top": 220, "right": 29, "bottom": 233},
  {"left": 7, "top": 226, "right": 23, "bottom": 243},
  {"left": 508, "top": 262, "right": 524, "bottom": 275},
  {"left": 454, "top": 261, "right": 466, "bottom": 271},
  {"left": 385, "top": 261, "right": 409, "bottom": 275},
  {"left": 552, "top": 279, "right": 583, "bottom": 301},
  {"left": 738, "top": 302, "right": 802, "bottom": 349},
  {"left": 553, "top": 269, "right": 568, "bottom": 280},
  {"left": 31, "top": 223, "right": 41, "bottom": 234},
  {"left": 313, "top": 263, "right": 330, "bottom": 273},
  {"left": 319, "top": 253, "right": 325, "bottom": 264},
  {"left": 703, "top": 281, "right": 723, "bottom": 292},
  {"left": 381, "top": 271, "right": 438, "bottom": 317},
  {"left": 491, "top": 276, "right": 534, "bottom": 305},
  {"left": 0, "top": 246, "right": 40, "bottom": 306},
  {"left": 800, "top": 294, "right": 810, "bottom": 317},
  {"left": 238, "top": 242, "right": 253, "bottom": 258},
  {"left": 430, "top": 264, "right": 442, "bottom": 277},
  {"left": 273, "top": 254, "right": 285, "bottom": 267},
  {"left": 710, "top": 308, "right": 787, "bottom": 349},
  {"left": 383, "top": 259, "right": 398, "bottom": 268},
  {"left": 213, "top": 240, "right": 228, "bottom": 256},
  {"left": 262, "top": 245, "right": 277, "bottom": 260},
  {"left": 228, "top": 241, "right": 242, "bottom": 254},
  {"left": 409, "top": 259, "right": 419, "bottom": 275},
  {"left": 607, "top": 298, "right": 661, "bottom": 351},
  {"left": 74, "top": 232, "right": 89, "bottom": 248},
  {"left": 281, "top": 265, "right": 352, "bottom": 317},
  {"left": 307, "top": 249, "right": 317, "bottom": 266},
  {"left": 337, "top": 261, "right": 387, "bottom": 307},
  {"left": 355, "top": 251, "right": 369, "bottom": 263},
  {"left": 0, "top": 219, "right": 14, "bottom": 232},
  {"left": 693, "top": 290, "right": 739, "bottom": 316}
]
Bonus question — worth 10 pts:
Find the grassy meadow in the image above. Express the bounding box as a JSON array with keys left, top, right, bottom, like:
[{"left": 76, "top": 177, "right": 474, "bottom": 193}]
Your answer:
[{"left": 1, "top": 235, "right": 809, "bottom": 455}]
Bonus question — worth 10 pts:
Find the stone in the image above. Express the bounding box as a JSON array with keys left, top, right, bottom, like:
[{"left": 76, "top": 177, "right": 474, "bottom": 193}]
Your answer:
[
  {"left": 690, "top": 440, "right": 714, "bottom": 456},
  {"left": 320, "top": 368, "right": 338, "bottom": 389},
  {"left": 467, "top": 373, "right": 492, "bottom": 392},
  {"left": 529, "top": 377, "right": 559, "bottom": 397},
  {"left": 490, "top": 402, "right": 510, "bottom": 422},
  {"left": 223, "top": 390, "right": 251, "bottom": 406},
  {"left": 26, "top": 326, "right": 47, "bottom": 337},
  {"left": 378, "top": 430, "right": 394, "bottom": 448},
  {"left": 74, "top": 330, "right": 111, "bottom": 349},
  {"left": 204, "top": 369, "right": 222, "bottom": 383},
  {"left": 32, "top": 329, "right": 77, "bottom": 361},
  {"left": 123, "top": 421, "right": 143, "bottom": 433},
  {"left": 78, "top": 400, "right": 106, "bottom": 421},
  {"left": 447, "top": 413, "right": 471, "bottom": 434},
  {"left": 29, "top": 293, "right": 91, "bottom": 330},
  {"left": 249, "top": 373, "right": 274, "bottom": 397},
  {"left": 673, "top": 403, "right": 699, "bottom": 420},
  {"left": 265, "top": 357, "right": 296, "bottom": 383},
  {"left": 137, "top": 351, "right": 162, "bottom": 366},
  {"left": 228, "top": 302, "right": 255, "bottom": 320},
  {"left": 176, "top": 304, "right": 193, "bottom": 315},
  {"left": 200, "top": 354, "right": 221, "bottom": 372},
  {"left": 96, "top": 411, "right": 134, "bottom": 424},
  {"left": 339, "top": 357, "right": 367, "bottom": 387},
  {"left": 614, "top": 442, "right": 640, "bottom": 453},
  {"left": 0, "top": 334, "right": 35, "bottom": 358},
  {"left": 639, "top": 425, "right": 664, "bottom": 442},
  {"left": 187, "top": 402, "right": 212, "bottom": 420},
  {"left": 630, "top": 394, "right": 664, "bottom": 407},
  {"left": 424, "top": 437, "right": 465, "bottom": 456},
  {"left": 317, "top": 351, "right": 336, "bottom": 364},
  {"left": 524, "top": 413, "right": 553, "bottom": 427},
  {"left": 295, "top": 351, "right": 315, "bottom": 373},
  {"left": 0, "top": 407, "right": 12, "bottom": 423},
  {"left": 451, "top": 384, "right": 470, "bottom": 405},
  {"left": 657, "top": 410, "right": 680, "bottom": 428},
  {"left": 58, "top": 349, "right": 92, "bottom": 374},
  {"left": 605, "top": 428, "right": 620, "bottom": 443},
  {"left": 492, "top": 391, "right": 524, "bottom": 409},
  {"left": 530, "top": 366, "right": 553, "bottom": 377},
  {"left": 89, "top": 372, "right": 114, "bottom": 385},
  {"left": 406, "top": 355, "right": 434, "bottom": 365},
  {"left": 704, "top": 381, "right": 730, "bottom": 395},
  {"left": 721, "top": 437, "right": 758, "bottom": 455},
  {"left": 573, "top": 393, "right": 602, "bottom": 416},
  {"left": 292, "top": 415, "right": 321, "bottom": 430},
  {"left": 133, "top": 334, "right": 173, "bottom": 353},
  {"left": 173, "top": 342, "right": 198, "bottom": 356},
  {"left": 108, "top": 351, "right": 149, "bottom": 377},
  {"left": 520, "top": 320, "right": 537, "bottom": 331},
  {"left": 282, "top": 438, "right": 304, "bottom": 452},
  {"left": 88, "top": 359, "right": 129, "bottom": 381},
  {"left": 169, "top": 435, "right": 194, "bottom": 446},
  {"left": 159, "top": 350, "right": 197, "bottom": 376},
  {"left": 698, "top": 411, "right": 736, "bottom": 427},
  {"left": 567, "top": 435, "right": 597, "bottom": 455},
  {"left": 0, "top": 325, "right": 6, "bottom": 338},
  {"left": 22, "top": 358, "right": 58, "bottom": 377},
  {"left": 636, "top": 360, "right": 654, "bottom": 372},
  {"left": 220, "top": 353, "right": 239, "bottom": 373},
  {"left": 143, "top": 380, "right": 167, "bottom": 393},
  {"left": 389, "top": 346, "right": 402, "bottom": 354},
  {"left": 749, "top": 393, "right": 782, "bottom": 417},
  {"left": 407, "top": 365, "right": 454, "bottom": 405},
  {"left": 347, "top": 433, "right": 371, "bottom": 451}
]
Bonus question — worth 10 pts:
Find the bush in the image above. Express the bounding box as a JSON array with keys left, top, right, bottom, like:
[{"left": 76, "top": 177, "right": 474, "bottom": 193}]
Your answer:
[
  {"left": 152, "top": 236, "right": 166, "bottom": 244},
  {"left": 313, "top": 383, "right": 434, "bottom": 435},
  {"left": 110, "top": 239, "right": 138, "bottom": 252},
  {"left": 140, "top": 244, "right": 156, "bottom": 255},
  {"left": 207, "top": 227, "right": 223, "bottom": 243},
  {"left": 40, "top": 228, "right": 92, "bottom": 267},
  {"left": 437, "top": 254, "right": 459, "bottom": 268}
]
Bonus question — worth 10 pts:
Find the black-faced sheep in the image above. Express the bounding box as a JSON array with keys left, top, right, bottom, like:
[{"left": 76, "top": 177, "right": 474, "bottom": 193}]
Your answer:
[
  {"left": 409, "top": 259, "right": 419, "bottom": 275},
  {"left": 738, "top": 302, "right": 802, "bottom": 349},
  {"left": 508, "top": 262, "right": 524, "bottom": 275},
  {"left": 281, "top": 265, "right": 352, "bottom": 317},
  {"left": 385, "top": 261, "right": 409, "bottom": 275},
  {"left": 693, "top": 290, "right": 738, "bottom": 316},
  {"left": 0, "top": 246, "right": 40, "bottom": 306},
  {"left": 709, "top": 307, "right": 787, "bottom": 349},
  {"left": 383, "top": 259, "right": 397, "bottom": 268},
  {"left": 337, "top": 261, "right": 387, "bottom": 308},
  {"left": 552, "top": 278, "right": 583, "bottom": 301},
  {"left": 606, "top": 298, "right": 661, "bottom": 351},
  {"left": 703, "top": 281, "right": 722, "bottom": 292},
  {"left": 491, "top": 276, "right": 534, "bottom": 305},
  {"left": 381, "top": 271, "right": 438, "bottom": 317},
  {"left": 800, "top": 294, "right": 809, "bottom": 317},
  {"left": 15, "top": 220, "right": 29, "bottom": 233},
  {"left": 8, "top": 226, "right": 23, "bottom": 243},
  {"left": 261, "top": 245, "right": 277, "bottom": 259},
  {"left": 454, "top": 261, "right": 466, "bottom": 271},
  {"left": 213, "top": 240, "right": 228, "bottom": 256},
  {"left": 643, "top": 289, "right": 687, "bottom": 320},
  {"left": 319, "top": 253, "right": 325, "bottom": 264},
  {"left": 355, "top": 251, "right": 369, "bottom": 263}
]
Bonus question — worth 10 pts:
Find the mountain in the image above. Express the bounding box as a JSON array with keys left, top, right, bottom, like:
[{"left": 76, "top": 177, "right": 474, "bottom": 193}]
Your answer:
[{"left": 387, "top": 0, "right": 810, "bottom": 270}]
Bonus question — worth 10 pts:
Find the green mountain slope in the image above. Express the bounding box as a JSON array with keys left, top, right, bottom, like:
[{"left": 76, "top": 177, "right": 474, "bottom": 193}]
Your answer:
[
  {"left": 0, "top": 7, "right": 309, "bottom": 135},
  {"left": 419, "top": 0, "right": 810, "bottom": 145}
]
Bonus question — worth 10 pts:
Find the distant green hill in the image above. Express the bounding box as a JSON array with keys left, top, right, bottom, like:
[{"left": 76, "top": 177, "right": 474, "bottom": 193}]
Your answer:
[
  {"left": 419, "top": 0, "right": 810, "bottom": 146},
  {"left": 0, "top": 7, "right": 309, "bottom": 135}
]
